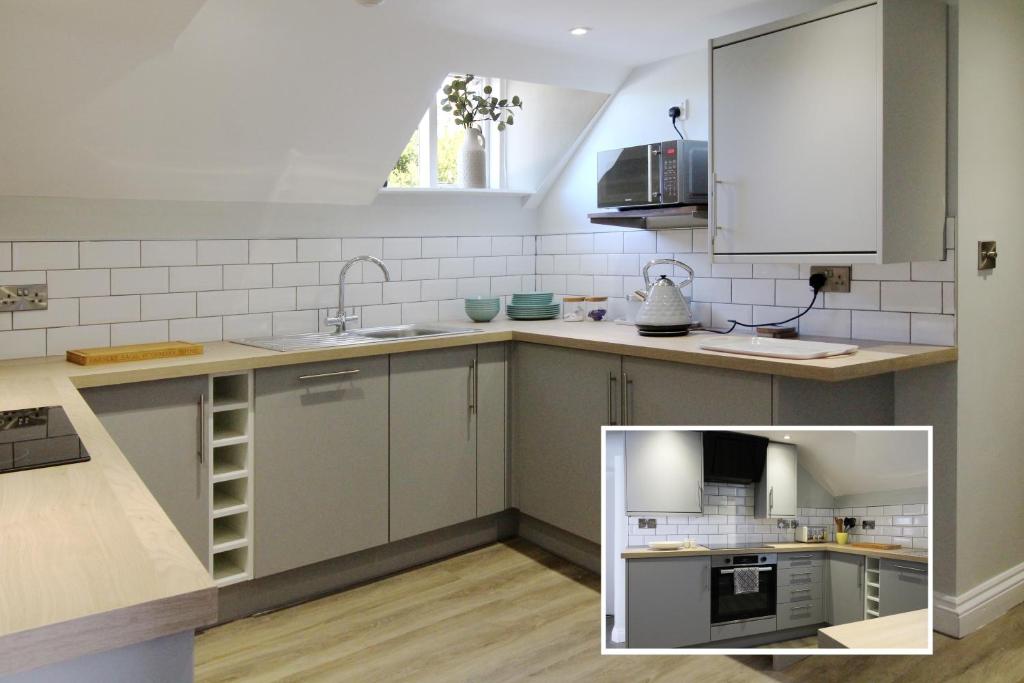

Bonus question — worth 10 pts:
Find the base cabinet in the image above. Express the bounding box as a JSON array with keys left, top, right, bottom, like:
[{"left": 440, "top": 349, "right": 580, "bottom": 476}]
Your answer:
[
  {"left": 253, "top": 356, "right": 389, "bottom": 577},
  {"left": 627, "top": 557, "right": 710, "bottom": 648},
  {"left": 82, "top": 377, "right": 209, "bottom": 565},
  {"left": 878, "top": 559, "right": 928, "bottom": 616},
  {"left": 829, "top": 553, "right": 865, "bottom": 625}
]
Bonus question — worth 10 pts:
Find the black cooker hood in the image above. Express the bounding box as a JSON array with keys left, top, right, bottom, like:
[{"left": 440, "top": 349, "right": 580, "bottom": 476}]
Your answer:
[{"left": 702, "top": 431, "right": 768, "bottom": 485}]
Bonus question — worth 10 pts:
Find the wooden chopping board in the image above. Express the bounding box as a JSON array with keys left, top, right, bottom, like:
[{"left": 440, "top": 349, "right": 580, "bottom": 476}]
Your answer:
[
  {"left": 67, "top": 341, "right": 204, "bottom": 366},
  {"left": 849, "top": 542, "right": 902, "bottom": 550}
]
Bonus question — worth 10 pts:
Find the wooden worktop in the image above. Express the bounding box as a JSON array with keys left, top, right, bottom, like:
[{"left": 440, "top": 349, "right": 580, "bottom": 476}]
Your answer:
[
  {"left": 0, "top": 319, "right": 956, "bottom": 387},
  {"left": 621, "top": 542, "right": 929, "bottom": 564},
  {"left": 818, "top": 609, "right": 930, "bottom": 649},
  {"left": 0, "top": 376, "right": 217, "bottom": 676}
]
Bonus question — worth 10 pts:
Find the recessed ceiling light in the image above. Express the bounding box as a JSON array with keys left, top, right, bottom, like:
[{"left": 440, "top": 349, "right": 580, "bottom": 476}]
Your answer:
[
  {"left": 783, "top": 434, "right": 791, "bottom": 440},
  {"left": 569, "top": 27, "right": 590, "bottom": 36},
  {"left": 355, "top": 0, "right": 385, "bottom": 6}
]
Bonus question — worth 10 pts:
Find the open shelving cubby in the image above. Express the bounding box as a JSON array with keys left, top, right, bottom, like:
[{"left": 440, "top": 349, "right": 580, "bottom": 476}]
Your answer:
[
  {"left": 207, "top": 370, "right": 254, "bottom": 588},
  {"left": 865, "top": 556, "right": 881, "bottom": 619}
]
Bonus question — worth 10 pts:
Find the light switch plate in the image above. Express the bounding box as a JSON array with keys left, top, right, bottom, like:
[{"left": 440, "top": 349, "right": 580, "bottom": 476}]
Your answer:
[
  {"left": 0, "top": 284, "right": 48, "bottom": 311},
  {"left": 810, "top": 266, "right": 851, "bottom": 293},
  {"left": 978, "top": 241, "right": 997, "bottom": 270}
]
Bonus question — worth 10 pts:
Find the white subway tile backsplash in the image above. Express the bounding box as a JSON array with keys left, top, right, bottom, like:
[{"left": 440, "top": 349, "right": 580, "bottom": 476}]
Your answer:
[
  {"left": 506, "top": 255, "right": 534, "bottom": 275},
  {"left": 272, "top": 262, "right": 318, "bottom": 287},
  {"left": 692, "top": 278, "right": 731, "bottom": 303},
  {"left": 538, "top": 234, "right": 566, "bottom": 254},
  {"left": 250, "top": 239, "right": 297, "bottom": 264},
  {"left": 852, "top": 310, "right": 910, "bottom": 342},
  {"left": 607, "top": 254, "right": 639, "bottom": 276},
  {"left": 593, "top": 232, "right": 623, "bottom": 254},
  {"left": 775, "top": 279, "right": 820, "bottom": 308},
  {"left": 14, "top": 299, "right": 79, "bottom": 329},
  {"left": 142, "top": 293, "right": 196, "bottom": 320},
  {"left": 491, "top": 236, "right": 524, "bottom": 256},
  {"left": 80, "top": 241, "right": 139, "bottom": 269},
  {"left": 853, "top": 262, "right": 911, "bottom": 281},
  {"left": 360, "top": 304, "right": 402, "bottom": 327},
  {"left": 0, "top": 243, "right": 10, "bottom": 270},
  {"left": 578, "top": 254, "right": 608, "bottom": 275},
  {"left": 170, "top": 316, "right": 223, "bottom": 343},
  {"left": 198, "top": 290, "right": 249, "bottom": 317},
  {"left": 457, "top": 237, "right": 492, "bottom": 257},
  {"left": 401, "top": 301, "right": 439, "bottom": 324},
  {"left": 46, "top": 325, "right": 109, "bottom": 355},
  {"left": 552, "top": 255, "right": 580, "bottom": 275},
  {"left": 296, "top": 285, "right": 336, "bottom": 310},
  {"left": 223, "top": 313, "right": 272, "bottom": 340},
  {"left": 224, "top": 264, "right": 273, "bottom": 290},
  {"left": 457, "top": 277, "right": 491, "bottom": 298},
  {"left": 491, "top": 275, "right": 523, "bottom": 296},
  {"left": 594, "top": 276, "right": 624, "bottom": 297},
  {"left": 824, "top": 281, "right": 879, "bottom": 311},
  {"left": 911, "top": 256, "right": 955, "bottom": 282},
  {"left": 382, "top": 238, "right": 421, "bottom": 260},
  {"left": 942, "top": 282, "right": 955, "bottom": 314},
  {"left": 474, "top": 256, "right": 507, "bottom": 277},
  {"left": 141, "top": 241, "right": 195, "bottom": 267},
  {"left": 422, "top": 237, "right": 458, "bottom": 258},
  {"left": 111, "top": 320, "right": 168, "bottom": 346},
  {"left": 622, "top": 232, "right": 656, "bottom": 253},
  {"left": 798, "top": 308, "right": 851, "bottom": 338},
  {"left": 0, "top": 271, "right": 45, "bottom": 285},
  {"left": 565, "top": 233, "right": 594, "bottom": 254},
  {"left": 170, "top": 265, "right": 222, "bottom": 292},
  {"left": 197, "top": 240, "right": 248, "bottom": 265},
  {"left": 14, "top": 242, "right": 78, "bottom": 270},
  {"left": 421, "top": 279, "right": 458, "bottom": 301},
  {"left": 383, "top": 281, "right": 421, "bottom": 304},
  {"left": 881, "top": 281, "right": 942, "bottom": 313},
  {"left": 911, "top": 313, "right": 955, "bottom": 346},
  {"left": 248, "top": 288, "right": 294, "bottom": 314},
  {"left": 656, "top": 230, "right": 692, "bottom": 254},
  {"left": 80, "top": 296, "right": 140, "bottom": 325},
  {"left": 711, "top": 263, "right": 752, "bottom": 279},
  {"left": 0, "top": 329, "right": 46, "bottom": 359},
  {"left": 47, "top": 269, "right": 110, "bottom": 298},
  {"left": 752, "top": 263, "right": 799, "bottom": 279},
  {"left": 401, "top": 259, "right": 439, "bottom": 281},
  {"left": 712, "top": 303, "right": 751, "bottom": 328},
  {"left": 0, "top": 312, "right": 9, "bottom": 331},
  {"left": 343, "top": 283, "right": 382, "bottom": 307},
  {"left": 731, "top": 279, "right": 774, "bottom": 306},
  {"left": 272, "top": 310, "right": 317, "bottom": 335},
  {"left": 297, "top": 239, "right": 341, "bottom": 263},
  {"left": 111, "top": 267, "right": 169, "bottom": 295},
  {"left": 439, "top": 258, "right": 475, "bottom": 279}
]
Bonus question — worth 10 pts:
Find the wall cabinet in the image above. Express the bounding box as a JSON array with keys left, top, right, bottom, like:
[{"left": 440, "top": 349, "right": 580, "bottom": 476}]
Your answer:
[
  {"left": 253, "top": 356, "right": 389, "bottom": 577},
  {"left": 829, "top": 553, "right": 865, "bottom": 625},
  {"left": 878, "top": 559, "right": 928, "bottom": 616},
  {"left": 82, "top": 377, "right": 209, "bottom": 565},
  {"left": 625, "top": 430, "right": 703, "bottom": 515},
  {"left": 626, "top": 557, "right": 710, "bottom": 648},
  {"left": 755, "top": 442, "right": 798, "bottom": 518},
  {"left": 513, "top": 343, "right": 620, "bottom": 543},
  {"left": 709, "top": 0, "right": 946, "bottom": 263}
]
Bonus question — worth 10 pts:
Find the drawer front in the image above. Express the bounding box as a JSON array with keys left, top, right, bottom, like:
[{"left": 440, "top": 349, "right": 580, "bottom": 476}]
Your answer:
[
  {"left": 778, "top": 565, "right": 822, "bottom": 586},
  {"left": 778, "top": 552, "right": 825, "bottom": 569},
  {"left": 710, "top": 616, "right": 777, "bottom": 641},
  {"left": 777, "top": 583, "right": 823, "bottom": 604},
  {"left": 777, "top": 600, "right": 826, "bottom": 630}
]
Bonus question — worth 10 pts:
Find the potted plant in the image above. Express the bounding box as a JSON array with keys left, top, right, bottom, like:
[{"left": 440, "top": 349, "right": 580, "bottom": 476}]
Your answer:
[{"left": 441, "top": 75, "right": 523, "bottom": 188}]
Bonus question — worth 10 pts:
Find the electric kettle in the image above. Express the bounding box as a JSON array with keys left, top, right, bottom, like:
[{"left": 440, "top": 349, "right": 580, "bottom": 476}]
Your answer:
[{"left": 634, "top": 258, "right": 695, "bottom": 336}]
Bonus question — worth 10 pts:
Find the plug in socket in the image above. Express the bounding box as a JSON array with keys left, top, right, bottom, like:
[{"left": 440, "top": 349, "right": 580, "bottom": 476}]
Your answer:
[{"left": 809, "top": 266, "right": 851, "bottom": 293}]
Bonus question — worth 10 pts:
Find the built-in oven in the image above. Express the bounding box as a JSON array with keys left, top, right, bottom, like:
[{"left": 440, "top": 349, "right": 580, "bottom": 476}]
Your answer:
[
  {"left": 596, "top": 139, "right": 708, "bottom": 209},
  {"left": 710, "top": 553, "right": 777, "bottom": 625}
]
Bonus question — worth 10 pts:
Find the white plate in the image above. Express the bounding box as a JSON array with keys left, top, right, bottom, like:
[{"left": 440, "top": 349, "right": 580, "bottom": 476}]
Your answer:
[
  {"left": 647, "top": 541, "right": 686, "bottom": 550},
  {"left": 699, "top": 336, "right": 858, "bottom": 360}
]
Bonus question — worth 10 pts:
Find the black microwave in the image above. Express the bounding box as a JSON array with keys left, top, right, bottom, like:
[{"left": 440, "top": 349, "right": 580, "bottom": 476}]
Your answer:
[{"left": 596, "top": 140, "right": 708, "bottom": 209}]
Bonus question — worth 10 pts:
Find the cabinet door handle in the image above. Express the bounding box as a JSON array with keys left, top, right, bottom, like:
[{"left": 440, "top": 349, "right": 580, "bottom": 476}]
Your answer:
[
  {"left": 468, "top": 359, "right": 477, "bottom": 414},
  {"left": 769, "top": 486, "right": 773, "bottom": 513},
  {"left": 698, "top": 484, "right": 703, "bottom": 513},
  {"left": 298, "top": 369, "right": 361, "bottom": 380},
  {"left": 894, "top": 564, "right": 928, "bottom": 573},
  {"left": 607, "top": 372, "right": 618, "bottom": 425},
  {"left": 790, "top": 603, "right": 812, "bottom": 611},
  {"left": 623, "top": 372, "right": 634, "bottom": 426},
  {"left": 197, "top": 394, "right": 205, "bottom": 465},
  {"left": 791, "top": 554, "right": 814, "bottom": 559},
  {"left": 790, "top": 587, "right": 812, "bottom": 593}
]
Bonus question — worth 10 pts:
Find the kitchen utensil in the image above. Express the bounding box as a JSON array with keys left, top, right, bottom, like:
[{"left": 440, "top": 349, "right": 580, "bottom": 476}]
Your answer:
[
  {"left": 634, "top": 258, "right": 695, "bottom": 336},
  {"left": 699, "top": 337, "right": 858, "bottom": 360}
]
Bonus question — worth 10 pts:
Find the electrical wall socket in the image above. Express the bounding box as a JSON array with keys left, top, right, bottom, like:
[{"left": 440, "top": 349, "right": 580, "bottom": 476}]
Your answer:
[
  {"left": 809, "top": 265, "right": 851, "bottom": 293},
  {"left": 0, "top": 284, "right": 48, "bottom": 311},
  {"left": 862, "top": 520, "right": 876, "bottom": 530},
  {"left": 678, "top": 99, "right": 689, "bottom": 120}
]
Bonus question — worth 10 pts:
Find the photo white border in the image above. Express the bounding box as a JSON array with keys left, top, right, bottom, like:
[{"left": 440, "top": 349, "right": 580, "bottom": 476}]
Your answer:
[{"left": 599, "top": 424, "right": 934, "bottom": 657}]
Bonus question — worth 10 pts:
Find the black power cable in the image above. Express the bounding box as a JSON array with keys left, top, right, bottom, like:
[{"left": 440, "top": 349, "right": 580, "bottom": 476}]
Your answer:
[
  {"left": 706, "top": 272, "right": 828, "bottom": 335},
  {"left": 668, "top": 106, "right": 686, "bottom": 140}
]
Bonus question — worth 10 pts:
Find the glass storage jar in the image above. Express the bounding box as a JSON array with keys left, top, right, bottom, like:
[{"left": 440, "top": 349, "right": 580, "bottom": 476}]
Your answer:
[
  {"left": 585, "top": 296, "right": 609, "bottom": 322},
  {"left": 562, "top": 296, "right": 585, "bottom": 322}
]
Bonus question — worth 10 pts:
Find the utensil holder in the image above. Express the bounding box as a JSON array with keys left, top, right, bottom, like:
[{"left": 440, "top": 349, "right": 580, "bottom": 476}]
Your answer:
[{"left": 836, "top": 532, "right": 849, "bottom": 545}]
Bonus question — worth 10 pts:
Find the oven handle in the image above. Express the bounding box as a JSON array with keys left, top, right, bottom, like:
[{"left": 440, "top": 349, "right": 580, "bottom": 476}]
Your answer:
[{"left": 719, "top": 567, "right": 774, "bottom": 575}]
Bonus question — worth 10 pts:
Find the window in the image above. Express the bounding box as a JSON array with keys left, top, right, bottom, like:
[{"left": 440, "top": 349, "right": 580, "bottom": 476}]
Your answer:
[{"left": 387, "top": 75, "right": 506, "bottom": 190}]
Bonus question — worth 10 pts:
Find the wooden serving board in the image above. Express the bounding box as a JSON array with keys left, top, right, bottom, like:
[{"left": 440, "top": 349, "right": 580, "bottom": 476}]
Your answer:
[
  {"left": 67, "top": 341, "right": 204, "bottom": 366},
  {"left": 849, "top": 542, "right": 902, "bottom": 550}
]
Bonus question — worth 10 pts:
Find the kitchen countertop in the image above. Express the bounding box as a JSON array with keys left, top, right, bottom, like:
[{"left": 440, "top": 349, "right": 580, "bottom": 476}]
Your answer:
[
  {"left": 621, "top": 542, "right": 929, "bottom": 564},
  {"left": 0, "top": 319, "right": 956, "bottom": 386},
  {"left": 0, "top": 375, "right": 217, "bottom": 677},
  {"left": 817, "top": 609, "right": 929, "bottom": 649}
]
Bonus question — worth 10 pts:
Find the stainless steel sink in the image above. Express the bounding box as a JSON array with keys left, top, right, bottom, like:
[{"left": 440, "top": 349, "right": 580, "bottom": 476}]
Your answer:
[{"left": 233, "top": 324, "right": 479, "bottom": 352}]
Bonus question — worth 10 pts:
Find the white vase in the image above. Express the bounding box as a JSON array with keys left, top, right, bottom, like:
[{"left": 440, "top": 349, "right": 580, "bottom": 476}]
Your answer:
[{"left": 459, "top": 127, "right": 487, "bottom": 188}]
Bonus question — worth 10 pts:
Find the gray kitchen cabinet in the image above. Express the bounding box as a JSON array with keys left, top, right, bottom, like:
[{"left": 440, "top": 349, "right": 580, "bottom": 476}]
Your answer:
[
  {"left": 390, "top": 346, "right": 478, "bottom": 541},
  {"left": 625, "top": 430, "right": 703, "bottom": 514},
  {"left": 829, "top": 553, "right": 865, "bottom": 625},
  {"left": 513, "top": 343, "right": 620, "bottom": 543},
  {"left": 253, "top": 356, "right": 389, "bottom": 577},
  {"left": 878, "top": 559, "right": 928, "bottom": 616},
  {"left": 755, "top": 442, "right": 798, "bottom": 518},
  {"left": 82, "top": 377, "right": 209, "bottom": 565},
  {"left": 626, "top": 557, "right": 710, "bottom": 648},
  {"left": 476, "top": 343, "right": 507, "bottom": 518},
  {"left": 620, "top": 356, "right": 771, "bottom": 426}
]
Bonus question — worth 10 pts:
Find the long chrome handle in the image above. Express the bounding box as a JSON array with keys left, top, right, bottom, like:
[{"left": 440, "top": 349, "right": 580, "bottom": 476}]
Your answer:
[
  {"left": 298, "top": 369, "right": 361, "bottom": 380},
  {"left": 623, "top": 372, "right": 633, "bottom": 425},
  {"left": 791, "top": 570, "right": 813, "bottom": 576},
  {"left": 647, "top": 144, "right": 657, "bottom": 203},
  {"left": 790, "top": 587, "right": 812, "bottom": 593},
  {"left": 790, "top": 554, "right": 815, "bottom": 559},
  {"left": 607, "top": 372, "right": 618, "bottom": 425},
  {"left": 699, "top": 484, "right": 703, "bottom": 513},
  {"left": 894, "top": 564, "right": 928, "bottom": 573},
  {"left": 790, "top": 604, "right": 812, "bottom": 611},
  {"left": 769, "top": 487, "right": 774, "bottom": 513},
  {"left": 858, "top": 565, "right": 863, "bottom": 588},
  {"left": 720, "top": 567, "right": 773, "bottom": 575},
  {"left": 197, "top": 394, "right": 205, "bottom": 465},
  {"left": 468, "top": 359, "right": 477, "bottom": 414}
]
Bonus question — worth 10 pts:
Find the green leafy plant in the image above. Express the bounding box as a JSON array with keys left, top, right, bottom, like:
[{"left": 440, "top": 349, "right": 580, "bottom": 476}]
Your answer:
[{"left": 441, "top": 75, "right": 523, "bottom": 132}]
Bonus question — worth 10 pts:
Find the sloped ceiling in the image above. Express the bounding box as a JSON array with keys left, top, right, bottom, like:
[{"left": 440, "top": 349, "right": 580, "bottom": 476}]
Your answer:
[
  {"left": 743, "top": 430, "right": 928, "bottom": 497},
  {"left": 0, "top": 0, "right": 628, "bottom": 205}
]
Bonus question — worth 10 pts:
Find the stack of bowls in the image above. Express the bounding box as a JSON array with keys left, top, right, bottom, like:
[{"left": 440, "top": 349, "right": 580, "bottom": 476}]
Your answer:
[
  {"left": 507, "top": 292, "right": 560, "bottom": 320},
  {"left": 464, "top": 296, "right": 500, "bottom": 322}
]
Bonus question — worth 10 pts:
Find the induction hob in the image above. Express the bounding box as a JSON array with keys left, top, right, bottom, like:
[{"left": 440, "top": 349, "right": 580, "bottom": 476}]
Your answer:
[{"left": 0, "top": 406, "right": 90, "bottom": 475}]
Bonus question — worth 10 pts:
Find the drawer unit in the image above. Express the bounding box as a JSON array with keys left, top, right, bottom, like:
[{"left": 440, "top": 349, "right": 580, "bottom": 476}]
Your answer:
[
  {"left": 777, "top": 583, "right": 823, "bottom": 605},
  {"left": 778, "top": 565, "right": 822, "bottom": 587},
  {"left": 777, "top": 599, "right": 826, "bottom": 630},
  {"left": 710, "top": 616, "right": 777, "bottom": 641},
  {"left": 778, "top": 552, "right": 824, "bottom": 569}
]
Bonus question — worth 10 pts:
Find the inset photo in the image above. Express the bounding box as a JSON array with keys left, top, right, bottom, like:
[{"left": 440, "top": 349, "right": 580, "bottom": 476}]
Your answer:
[{"left": 603, "top": 427, "right": 931, "bottom": 656}]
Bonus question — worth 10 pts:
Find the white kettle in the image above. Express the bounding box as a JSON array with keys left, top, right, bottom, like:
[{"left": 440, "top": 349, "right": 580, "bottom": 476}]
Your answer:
[{"left": 634, "top": 258, "right": 695, "bottom": 336}]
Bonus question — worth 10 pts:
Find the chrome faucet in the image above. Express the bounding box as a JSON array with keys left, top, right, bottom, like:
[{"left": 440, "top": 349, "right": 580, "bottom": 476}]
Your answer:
[{"left": 326, "top": 255, "right": 391, "bottom": 333}]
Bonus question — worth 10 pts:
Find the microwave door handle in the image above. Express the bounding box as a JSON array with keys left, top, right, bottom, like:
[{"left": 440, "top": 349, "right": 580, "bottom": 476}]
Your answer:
[{"left": 647, "top": 145, "right": 655, "bottom": 203}]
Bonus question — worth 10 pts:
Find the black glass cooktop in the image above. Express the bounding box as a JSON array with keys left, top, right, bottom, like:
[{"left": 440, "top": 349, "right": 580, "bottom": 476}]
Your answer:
[{"left": 0, "top": 406, "right": 90, "bottom": 475}]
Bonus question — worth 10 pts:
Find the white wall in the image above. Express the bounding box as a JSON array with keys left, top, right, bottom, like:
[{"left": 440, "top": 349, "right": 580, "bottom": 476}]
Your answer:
[{"left": 955, "top": 0, "right": 1024, "bottom": 594}]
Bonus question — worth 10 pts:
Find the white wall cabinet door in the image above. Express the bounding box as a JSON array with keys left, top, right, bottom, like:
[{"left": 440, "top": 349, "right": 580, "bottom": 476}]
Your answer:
[
  {"left": 625, "top": 431, "right": 703, "bottom": 515},
  {"left": 756, "top": 441, "right": 798, "bottom": 518}
]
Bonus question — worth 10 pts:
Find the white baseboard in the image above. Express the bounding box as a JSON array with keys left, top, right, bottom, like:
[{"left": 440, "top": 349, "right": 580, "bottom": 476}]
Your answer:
[{"left": 933, "top": 559, "right": 1024, "bottom": 638}]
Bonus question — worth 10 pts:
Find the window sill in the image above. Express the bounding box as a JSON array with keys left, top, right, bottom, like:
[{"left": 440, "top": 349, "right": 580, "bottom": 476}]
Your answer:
[{"left": 378, "top": 187, "right": 532, "bottom": 199}]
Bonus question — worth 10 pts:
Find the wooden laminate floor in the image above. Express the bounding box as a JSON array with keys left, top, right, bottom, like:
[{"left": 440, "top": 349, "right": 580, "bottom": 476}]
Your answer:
[{"left": 195, "top": 539, "right": 1018, "bottom": 682}]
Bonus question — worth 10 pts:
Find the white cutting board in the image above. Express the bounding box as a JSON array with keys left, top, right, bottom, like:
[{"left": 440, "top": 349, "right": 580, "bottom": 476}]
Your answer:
[{"left": 699, "top": 336, "right": 858, "bottom": 360}]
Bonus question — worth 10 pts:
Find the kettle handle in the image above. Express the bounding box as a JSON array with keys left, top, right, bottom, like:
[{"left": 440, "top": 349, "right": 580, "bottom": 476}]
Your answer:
[{"left": 642, "top": 258, "right": 695, "bottom": 289}]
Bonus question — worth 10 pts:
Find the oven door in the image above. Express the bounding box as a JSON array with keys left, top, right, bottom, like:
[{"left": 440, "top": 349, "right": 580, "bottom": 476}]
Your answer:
[
  {"left": 597, "top": 144, "right": 659, "bottom": 208},
  {"left": 711, "top": 565, "right": 777, "bottom": 624}
]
